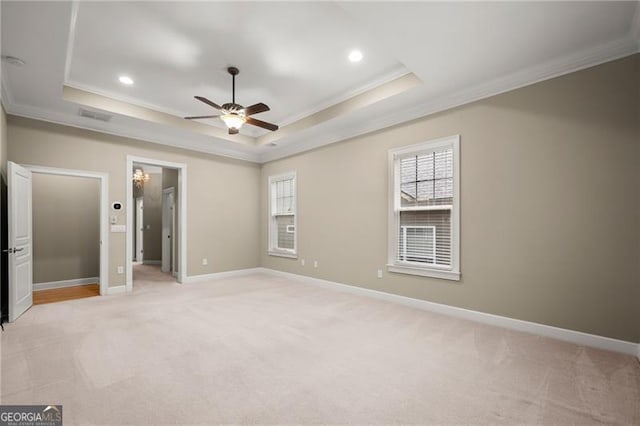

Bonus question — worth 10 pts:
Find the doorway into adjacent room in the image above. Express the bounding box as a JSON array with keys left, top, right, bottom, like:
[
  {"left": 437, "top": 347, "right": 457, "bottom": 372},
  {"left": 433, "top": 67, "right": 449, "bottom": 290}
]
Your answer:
[
  {"left": 6, "top": 163, "right": 108, "bottom": 321},
  {"left": 31, "top": 172, "right": 101, "bottom": 305},
  {"left": 126, "top": 156, "right": 186, "bottom": 291}
]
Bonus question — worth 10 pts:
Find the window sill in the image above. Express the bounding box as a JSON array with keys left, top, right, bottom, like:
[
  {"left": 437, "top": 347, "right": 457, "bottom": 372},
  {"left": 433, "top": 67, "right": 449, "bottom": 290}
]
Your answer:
[
  {"left": 268, "top": 251, "right": 298, "bottom": 259},
  {"left": 387, "top": 264, "right": 460, "bottom": 281}
]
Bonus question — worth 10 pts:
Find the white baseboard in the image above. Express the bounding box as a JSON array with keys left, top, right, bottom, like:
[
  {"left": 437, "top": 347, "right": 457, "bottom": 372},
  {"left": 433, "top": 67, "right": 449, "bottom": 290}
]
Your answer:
[
  {"left": 183, "top": 268, "right": 264, "bottom": 284},
  {"left": 260, "top": 268, "right": 638, "bottom": 357},
  {"left": 106, "top": 285, "right": 127, "bottom": 295},
  {"left": 34, "top": 277, "right": 99, "bottom": 291},
  {"left": 142, "top": 260, "right": 162, "bottom": 265}
]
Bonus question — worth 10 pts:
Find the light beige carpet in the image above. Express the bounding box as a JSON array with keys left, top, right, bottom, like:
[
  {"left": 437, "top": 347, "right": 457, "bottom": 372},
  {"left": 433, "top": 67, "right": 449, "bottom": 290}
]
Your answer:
[{"left": 1, "top": 264, "right": 639, "bottom": 425}]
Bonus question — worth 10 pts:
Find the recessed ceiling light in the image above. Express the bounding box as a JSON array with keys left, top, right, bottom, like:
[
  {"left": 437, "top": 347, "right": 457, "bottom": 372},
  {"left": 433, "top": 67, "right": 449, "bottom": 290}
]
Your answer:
[
  {"left": 348, "top": 50, "right": 363, "bottom": 63},
  {"left": 118, "top": 75, "right": 134, "bottom": 85}
]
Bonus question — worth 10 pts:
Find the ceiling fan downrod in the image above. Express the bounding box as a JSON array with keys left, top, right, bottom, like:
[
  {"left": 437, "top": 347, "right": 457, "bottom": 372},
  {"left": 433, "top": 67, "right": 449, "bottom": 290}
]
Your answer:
[{"left": 228, "top": 66, "right": 239, "bottom": 106}]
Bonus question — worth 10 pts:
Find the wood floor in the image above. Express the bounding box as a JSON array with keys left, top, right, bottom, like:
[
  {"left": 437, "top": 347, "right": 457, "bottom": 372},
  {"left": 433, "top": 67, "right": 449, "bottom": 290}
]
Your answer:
[{"left": 33, "top": 284, "right": 100, "bottom": 305}]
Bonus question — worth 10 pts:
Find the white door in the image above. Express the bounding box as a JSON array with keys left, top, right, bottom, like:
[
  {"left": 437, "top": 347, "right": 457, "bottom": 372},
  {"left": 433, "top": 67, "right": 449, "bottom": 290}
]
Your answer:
[
  {"left": 135, "top": 197, "right": 144, "bottom": 262},
  {"left": 8, "top": 162, "right": 33, "bottom": 322},
  {"left": 170, "top": 191, "right": 176, "bottom": 275},
  {"left": 161, "top": 188, "right": 175, "bottom": 273}
]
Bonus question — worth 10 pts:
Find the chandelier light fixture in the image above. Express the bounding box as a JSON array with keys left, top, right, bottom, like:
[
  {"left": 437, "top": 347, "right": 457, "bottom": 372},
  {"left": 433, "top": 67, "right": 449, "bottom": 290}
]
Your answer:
[{"left": 133, "top": 168, "right": 150, "bottom": 188}]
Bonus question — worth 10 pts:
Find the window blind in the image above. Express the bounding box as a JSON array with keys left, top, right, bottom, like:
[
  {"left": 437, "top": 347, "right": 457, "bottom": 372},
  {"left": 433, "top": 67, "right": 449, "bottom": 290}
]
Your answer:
[
  {"left": 397, "top": 148, "right": 453, "bottom": 266},
  {"left": 269, "top": 173, "right": 297, "bottom": 254}
]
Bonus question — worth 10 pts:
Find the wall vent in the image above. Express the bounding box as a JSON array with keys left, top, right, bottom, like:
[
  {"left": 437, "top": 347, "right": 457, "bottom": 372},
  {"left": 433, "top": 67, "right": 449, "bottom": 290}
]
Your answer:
[{"left": 79, "top": 108, "right": 112, "bottom": 122}]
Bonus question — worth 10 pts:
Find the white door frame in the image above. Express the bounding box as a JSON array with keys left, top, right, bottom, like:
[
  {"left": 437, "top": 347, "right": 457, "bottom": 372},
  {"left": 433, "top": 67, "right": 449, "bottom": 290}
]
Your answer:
[
  {"left": 8, "top": 162, "right": 33, "bottom": 321},
  {"left": 161, "top": 187, "right": 175, "bottom": 274},
  {"left": 126, "top": 156, "right": 187, "bottom": 290},
  {"left": 23, "top": 164, "right": 109, "bottom": 296},
  {"left": 135, "top": 196, "right": 144, "bottom": 262}
]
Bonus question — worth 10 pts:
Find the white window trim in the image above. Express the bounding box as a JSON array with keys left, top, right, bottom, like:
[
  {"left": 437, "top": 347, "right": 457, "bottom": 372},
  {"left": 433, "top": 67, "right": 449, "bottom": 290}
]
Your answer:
[
  {"left": 268, "top": 171, "right": 298, "bottom": 258},
  {"left": 387, "top": 135, "right": 461, "bottom": 281}
]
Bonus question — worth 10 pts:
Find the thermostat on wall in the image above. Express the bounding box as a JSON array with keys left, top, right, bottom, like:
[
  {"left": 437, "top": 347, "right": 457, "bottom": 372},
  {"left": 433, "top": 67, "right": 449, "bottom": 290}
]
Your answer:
[{"left": 112, "top": 202, "right": 123, "bottom": 211}]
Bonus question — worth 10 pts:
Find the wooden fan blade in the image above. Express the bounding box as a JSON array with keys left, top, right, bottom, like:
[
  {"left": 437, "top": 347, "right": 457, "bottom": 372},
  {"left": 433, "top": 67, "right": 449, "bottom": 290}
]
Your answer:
[
  {"left": 244, "top": 102, "right": 270, "bottom": 116},
  {"left": 228, "top": 128, "right": 239, "bottom": 135},
  {"left": 184, "top": 115, "right": 219, "bottom": 120},
  {"left": 246, "top": 117, "right": 279, "bottom": 131},
  {"left": 194, "top": 96, "right": 222, "bottom": 110}
]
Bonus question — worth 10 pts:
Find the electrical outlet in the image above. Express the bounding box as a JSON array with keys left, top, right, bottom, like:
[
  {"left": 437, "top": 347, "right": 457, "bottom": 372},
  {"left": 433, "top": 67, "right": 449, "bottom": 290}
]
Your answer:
[
  {"left": 314, "top": 260, "right": 318, "bottom": 268},
  {"left": 301, "top": 259, "right": 305, "bottom": 266},
  {"left": 377, "top": 269, "right": 383, "bottom": 279},
  {"left": 117, "top": 266, "right": 124, "bottom": 274},
  {"left": 202, "top": 258, "right": 208, "bottom": 266}
]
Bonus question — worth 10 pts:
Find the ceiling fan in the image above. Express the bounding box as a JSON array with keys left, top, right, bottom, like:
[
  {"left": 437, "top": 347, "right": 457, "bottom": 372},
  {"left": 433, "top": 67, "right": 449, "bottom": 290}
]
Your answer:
[{"left": 185, "top": 66, "right": 279, "bottom": 135}]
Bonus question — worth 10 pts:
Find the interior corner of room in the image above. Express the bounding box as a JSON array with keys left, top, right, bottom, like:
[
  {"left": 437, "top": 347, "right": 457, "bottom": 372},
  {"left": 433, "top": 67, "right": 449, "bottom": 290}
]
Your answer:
[
  {"left": 0, "top": 1, "right": 639, "bottom": 423},
  {"left": 4, "top": 53, "right": 637, "bottom": 350}
]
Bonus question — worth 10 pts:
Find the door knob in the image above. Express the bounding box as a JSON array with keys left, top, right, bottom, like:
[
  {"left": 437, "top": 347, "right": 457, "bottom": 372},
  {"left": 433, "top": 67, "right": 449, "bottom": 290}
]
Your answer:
[{"left": 13, "top": 247, "right": 24, "bottom": 252}]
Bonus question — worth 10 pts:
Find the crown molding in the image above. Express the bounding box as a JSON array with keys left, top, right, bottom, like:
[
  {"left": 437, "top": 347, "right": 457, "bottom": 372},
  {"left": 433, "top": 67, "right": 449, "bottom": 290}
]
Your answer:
[
  {"left": 4, "top": 29, "right": 638, "bottom": 166},
  {"left": 257, "top": 72, "right": 421, "bottom": 146},
  {"left": 278, "top": 66, "right": 410, "bottom": 128},
  {"left": 64, "top": 80, "right": 195, "bottom": 126},
  {"left": 5, "top": 102, "right": 260, "bottom": 163},
  {"left": 260, "top": 35, "right": 639, "bottom": 163},
  {"left": 62, "top": 85, "right": 256, "bottom": 146}
]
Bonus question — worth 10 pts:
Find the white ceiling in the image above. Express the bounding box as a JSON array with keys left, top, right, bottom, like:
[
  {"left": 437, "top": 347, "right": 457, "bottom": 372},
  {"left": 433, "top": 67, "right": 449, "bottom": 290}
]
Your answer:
[{"left": 2, "top": 1, "right": 639, "bottom": 163}]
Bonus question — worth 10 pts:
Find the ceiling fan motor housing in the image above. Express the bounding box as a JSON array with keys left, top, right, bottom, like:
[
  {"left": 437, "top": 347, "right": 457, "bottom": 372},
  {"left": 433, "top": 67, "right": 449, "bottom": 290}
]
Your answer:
[{"left": 221, "top": 103, "right": 245, "bottom": 114}]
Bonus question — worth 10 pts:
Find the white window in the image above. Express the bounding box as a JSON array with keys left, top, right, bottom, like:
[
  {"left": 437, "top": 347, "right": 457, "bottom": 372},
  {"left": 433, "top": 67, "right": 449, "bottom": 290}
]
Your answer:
[
  {"left": 268, "top": 172, "right": 297, "bottom": 258},
  {"left": 388, "top": 135, "right": 460, "bottom": 280}
]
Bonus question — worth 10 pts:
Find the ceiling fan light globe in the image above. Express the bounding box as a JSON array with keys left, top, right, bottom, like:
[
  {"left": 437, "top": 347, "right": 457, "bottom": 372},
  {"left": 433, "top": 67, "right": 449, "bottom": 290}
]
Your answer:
[{"left": 221, "top": 113, "right": 246, "bottom": 130}]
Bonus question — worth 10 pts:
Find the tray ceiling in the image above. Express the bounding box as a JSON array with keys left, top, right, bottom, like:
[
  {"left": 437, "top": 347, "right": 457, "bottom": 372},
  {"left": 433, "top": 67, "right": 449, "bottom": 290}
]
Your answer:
[{"left": 2, "top": 1, "right": 639, "bottom": 163}]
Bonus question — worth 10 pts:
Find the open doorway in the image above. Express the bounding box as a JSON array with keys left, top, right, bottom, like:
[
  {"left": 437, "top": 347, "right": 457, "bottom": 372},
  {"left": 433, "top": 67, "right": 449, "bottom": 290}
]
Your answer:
[
  {"left": 26, "top": 165, "right": 108, "bottom": 297},
  {"left": 6, "top": 163, "right": 108, "bottom": 321},
  {"left": 130, "top": 164, "right": 177, "bottom": 280},
  {"left": 126, "top": 156, "right": 186, "bottom": 291},
  {"left": 31, "top": 173, "right": 100, "bottom": 304}
]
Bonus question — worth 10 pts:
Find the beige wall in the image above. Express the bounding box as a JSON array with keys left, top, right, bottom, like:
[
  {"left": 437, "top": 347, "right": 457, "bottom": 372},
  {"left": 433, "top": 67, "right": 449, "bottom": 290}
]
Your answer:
[
  {"left": 4, "top": 55, "right": 639, "bottom": 343},
  {"left": 32, "top": 174, "right": 100, "bottom": 283},
  {"left": 261, "top": 55, "right": 640, "bottom": 343},
  {"left": 142, "top": 172, "right": 162, "bottom": 261},
  {"left": 163, "top": 168, "right": 178, "bottom": 191},
  {"left": 7, "top": 118, "right": 261, "bottom": 286}
]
